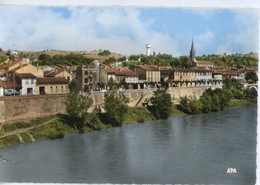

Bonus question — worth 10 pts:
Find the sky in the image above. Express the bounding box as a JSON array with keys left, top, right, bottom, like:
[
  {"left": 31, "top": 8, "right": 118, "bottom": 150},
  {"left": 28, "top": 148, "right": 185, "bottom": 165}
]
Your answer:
[{"left": 0, "top": 7, "right": 258, "bottom": 57}]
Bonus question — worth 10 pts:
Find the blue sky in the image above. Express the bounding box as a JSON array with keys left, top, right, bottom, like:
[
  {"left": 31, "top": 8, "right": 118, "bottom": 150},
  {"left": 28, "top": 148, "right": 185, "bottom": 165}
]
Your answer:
[{"left": 0, "top": 7, "right": 258, "bottom": 56}]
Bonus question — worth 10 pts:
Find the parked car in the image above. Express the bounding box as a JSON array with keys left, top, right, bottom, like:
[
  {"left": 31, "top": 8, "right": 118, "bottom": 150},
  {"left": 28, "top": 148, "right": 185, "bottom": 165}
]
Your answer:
[{"left": 5, "top": 89, "right": 21, "bottom": 96}]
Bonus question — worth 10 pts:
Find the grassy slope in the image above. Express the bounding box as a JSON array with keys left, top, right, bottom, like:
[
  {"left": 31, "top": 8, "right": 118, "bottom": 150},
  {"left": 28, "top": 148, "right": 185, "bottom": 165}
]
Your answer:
[{"left": 0, "top": 98, "right": 256, "bottom": 149}]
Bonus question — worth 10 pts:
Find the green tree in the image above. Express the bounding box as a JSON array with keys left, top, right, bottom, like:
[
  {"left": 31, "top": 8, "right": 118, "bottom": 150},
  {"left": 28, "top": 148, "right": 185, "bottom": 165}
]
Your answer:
[
  {"left": 180, "top": 56, "right": 191, "bottom": 68},
  {"left": 245, "top": 71, "right": 258, "bottom": 83},
  {"left": 104, "top": 91, "right": 129, "bottom": 126},
  {"left": 107, "top": 78, "right": 117, "bottom": 91},
  {"left": 66, "top": 80, "right": 92, "bottom": 129},
  {"left": 150, "top": 88, "right": 173, "bottom": 119}
]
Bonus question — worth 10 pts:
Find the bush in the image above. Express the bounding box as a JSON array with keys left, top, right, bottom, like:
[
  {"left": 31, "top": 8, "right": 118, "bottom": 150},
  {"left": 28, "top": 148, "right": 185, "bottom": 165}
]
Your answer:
[
  {"left": 84, "top": 114, "right": 106, "bottom": 130},
  {"left": 150, "top": 88, "right": 173, "bottom": 119},
  {"left": 233, "top": 89, "right": 244, "bottom": 99}
]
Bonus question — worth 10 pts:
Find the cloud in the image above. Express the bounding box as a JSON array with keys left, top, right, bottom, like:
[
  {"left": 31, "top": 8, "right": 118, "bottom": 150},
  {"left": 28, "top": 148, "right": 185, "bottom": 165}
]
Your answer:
[
  {"left": 215, "top": 9, "right": 258, "bottom": 54},
  {"left": 0, "top": 7, "right": 181, "bottom": 56}
]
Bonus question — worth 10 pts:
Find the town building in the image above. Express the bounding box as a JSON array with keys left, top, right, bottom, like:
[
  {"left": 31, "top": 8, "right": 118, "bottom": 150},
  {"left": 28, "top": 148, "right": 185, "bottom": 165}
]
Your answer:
[
  {"left": 15, "top": 73, "right": 37, "bottom": 95},
  {"left": 44, "top": 69, "right": 72, "bottom": 82},
  {"left": 76, "top": 64, "right": 97, "bottom": 91},
  {"left": 130, "top": 65, "right": 160, "bottom": 83},
  {"left": 36, "top": 77, "right": 69, "bottom": 94}
]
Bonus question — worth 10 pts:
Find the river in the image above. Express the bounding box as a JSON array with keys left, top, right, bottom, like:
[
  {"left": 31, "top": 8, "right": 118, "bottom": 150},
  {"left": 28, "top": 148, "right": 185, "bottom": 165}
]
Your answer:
[{"left": 0, "top": 105, "right": 257, "bottom": 184}]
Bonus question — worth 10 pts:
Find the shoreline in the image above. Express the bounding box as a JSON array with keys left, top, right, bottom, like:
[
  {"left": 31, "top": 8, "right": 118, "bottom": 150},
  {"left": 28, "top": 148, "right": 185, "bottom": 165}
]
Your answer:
[{"left": 0, "top": 98, "right": 257, "bottom": 149}]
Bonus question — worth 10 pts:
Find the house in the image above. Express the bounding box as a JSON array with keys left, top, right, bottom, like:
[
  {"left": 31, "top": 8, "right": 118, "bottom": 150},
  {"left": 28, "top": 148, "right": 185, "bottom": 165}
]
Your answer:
[
  {"left": 109, "top": 67, "right": 139, "bottom": 85},
  {"left": 36, "top": 77, "right": 69, "bottom": 94},
  {"left": 173, "top": 68, "right": 195, "bottom": 82},
  {"left": 193, "top": 68, "right": 213, "bottom": 82},
  {"left": 76, "top": 64, "right": 97, "bottom": 91},
  {"left": 8, "top": 61, "right": 44, "bottom": 78},
  {"left": 159, "top": 67, "right": 174, "bottom": 84},
  {"left": 44, "top": 69, "right": 72, "bottom": 82},
  {"left": 15, "top": 73, "right": 37, "bottom": 95},
  {"left": 130, "top": 65, "right": 160, "bottom": 83},
  {"left": 212, "top": 71, "right": 223, "bottom": 80},
  {"left": 0, "top": 81, "right": 21, "bottom": 96}
]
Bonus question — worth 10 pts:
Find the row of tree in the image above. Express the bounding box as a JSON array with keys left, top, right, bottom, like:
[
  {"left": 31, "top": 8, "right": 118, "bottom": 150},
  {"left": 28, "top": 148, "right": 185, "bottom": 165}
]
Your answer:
[
  {"left": 66, "top": 80, "right": 173, "bottom": 130},
  {"left": 125, "top": 54, "right": 258, "bottom": 68},
  {"left": 37, "top": 53, "right": 94, "bottom": 66},
  {"left": 179, "top": 78, "right": 258, "bottom": 115}
]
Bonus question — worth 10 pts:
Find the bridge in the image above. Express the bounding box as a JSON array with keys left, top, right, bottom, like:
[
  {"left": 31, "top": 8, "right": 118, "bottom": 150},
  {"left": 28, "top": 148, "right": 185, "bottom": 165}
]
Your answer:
[{"left": 245, "top": 83, "right": 258, "bottom": 91}]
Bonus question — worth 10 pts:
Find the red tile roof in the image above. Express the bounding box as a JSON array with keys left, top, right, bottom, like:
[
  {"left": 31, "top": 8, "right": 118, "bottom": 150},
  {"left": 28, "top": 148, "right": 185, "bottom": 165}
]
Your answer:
[
  {"left": 8, "top": 60, "right": 23, "bottom": 68},
  {"left": 0, "top": 81, "right": 21, "bottom": 88},
  {"left": 138, "top": 65, "right": 159, "bottom": 71},
  {"left": 196, "top": 61, "right": 214, "bottom": 65},
  {"left": 9, "top": 64, "right": 29, "bottom": 72},
  {"left": 45, "top": 69, "right": 69, "bottom": 77},
  {"left": 105, "top": 67, "right": 138, "bottom": 76},
  {"left": 159, "top": 67, "right": 172, "bottom": 71},
  {"left": 16, "top": 73, "right": 36, "bottom": 79},
  {"left": 0, "top": 65, "right": 9, "bottom": 69},
  {"left": 116, "top": 68, "right": 138, "bottom": 76},
  {"left": 37, "top": 77, "right": 69, "bottom": 84}
]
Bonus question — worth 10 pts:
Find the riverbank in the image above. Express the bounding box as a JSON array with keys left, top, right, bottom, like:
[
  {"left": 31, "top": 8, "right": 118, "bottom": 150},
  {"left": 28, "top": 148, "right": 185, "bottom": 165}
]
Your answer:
[{"left": 0, "top": 98, "right": 256, "bottom": 149}]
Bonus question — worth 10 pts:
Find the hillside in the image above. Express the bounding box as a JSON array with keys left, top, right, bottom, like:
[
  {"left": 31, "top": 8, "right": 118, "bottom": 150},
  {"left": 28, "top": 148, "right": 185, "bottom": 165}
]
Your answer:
[{"left": 0, "top": 50, "right": 126, "bottom": 63}]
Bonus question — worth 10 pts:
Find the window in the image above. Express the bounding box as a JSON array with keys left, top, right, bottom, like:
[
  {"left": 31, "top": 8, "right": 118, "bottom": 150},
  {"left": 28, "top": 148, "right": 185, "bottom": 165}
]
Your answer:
[
  {"left": 56, "top": 86, "right": 58, "bottom": 92},
  {"left": 61, "top": 86, "right": 64, "bottom": 92},
  {"left": 31, "top": 79, "right": 34, "bottom": 84},
  {"left": 25, "top": 80, "right": 29, "bottom": 85},
  {"left": 85, "top": 78, "right": 88, "bottom": 83},
  {"left": 84, "top": 71, "right": 88, "bottom": 75}
]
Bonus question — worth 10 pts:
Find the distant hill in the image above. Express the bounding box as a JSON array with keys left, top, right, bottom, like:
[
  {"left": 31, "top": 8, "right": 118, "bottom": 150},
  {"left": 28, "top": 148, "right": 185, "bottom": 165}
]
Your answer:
[{"left": 0, "top": 50, "right": 126, "bottom": 63}]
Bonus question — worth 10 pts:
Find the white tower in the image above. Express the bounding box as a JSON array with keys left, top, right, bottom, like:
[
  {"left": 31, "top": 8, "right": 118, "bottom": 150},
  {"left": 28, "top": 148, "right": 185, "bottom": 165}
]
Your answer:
[{"left": 146, "top": 44, "right": 151, "bottom": 56}]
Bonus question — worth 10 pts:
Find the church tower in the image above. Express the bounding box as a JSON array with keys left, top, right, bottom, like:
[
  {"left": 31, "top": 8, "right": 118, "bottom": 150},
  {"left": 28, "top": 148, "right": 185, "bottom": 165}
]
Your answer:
[{"left": 190, "top": 39, "right": 196, "bottom": 66}]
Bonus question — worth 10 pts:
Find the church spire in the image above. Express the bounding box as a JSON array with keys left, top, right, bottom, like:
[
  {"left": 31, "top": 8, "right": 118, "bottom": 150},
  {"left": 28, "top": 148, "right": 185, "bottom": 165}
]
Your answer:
[
  {"left": 191, "top": 39, "right": 195, "bottom": 53},
  {"left": 190, "top": 39, "right": 196, "bottom": 64}
]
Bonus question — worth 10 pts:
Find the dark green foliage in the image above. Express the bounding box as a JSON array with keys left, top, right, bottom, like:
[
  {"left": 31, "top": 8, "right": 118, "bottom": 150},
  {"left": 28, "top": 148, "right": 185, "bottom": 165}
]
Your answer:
[
  {"left": 196, "top": 54, "right": 258, "bottom": 67},
  {"left": 103, "top": 57, "right": 116, "bottom": 65},
  {"left": 104, "top": 91, "right": 129, "bottom": 126},
  {"left": 223, "top": 78, "right": 243, "bottom": 96},
  {"left": 244, "top": 88, "right": 258, "bottom": 98},
  {"left": 150, "top": 88, "right": 173, "bottom": 119},
  {"left": 181, "top": 88, "right": 234, "bottom": 115},
  {"left": 98, "top": 50, "right": 111, "bottom": 56},
  {"left": 245, "top": 71, "right": 258, "bottom": 82},
  {"left": 84, "top": 114, "right": 106, "bottom": 130},
  {"left": 0, "top": 55, "right": 8, "bottom": 63},
  {"left": 66, "top": 80, "right": 92, "bottom": 129},
  {"left": 107, "top": 78, "right": 117, "bottom": 91},
  {"left": 179, "top": 56, "right": 191, "bottom": 68},
  {"left": 233, "top": 89, "right": 244, "bottom": 99},
  {"left": 179, "top": 96, "right": 202, "bottom": 114},
  {"left": 37, "top": 53, "right": 94, "bottom": 66}
]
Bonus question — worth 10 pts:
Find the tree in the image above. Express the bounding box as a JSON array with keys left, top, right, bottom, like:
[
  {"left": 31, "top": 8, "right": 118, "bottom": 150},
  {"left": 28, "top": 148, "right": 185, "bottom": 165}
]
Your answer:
[
  {"left": 66, "top": 80, "right": 92, "bottom": 129},
  {"left": 150, "top": 88, "right": 173, "bottom": 119},
  {"left": 104, "top": 91, "right": 129, "bottom": 126},
  {"left": 180, "top": 56, "right": 191, "bottom": 68},
  {"left": 245, "top": 71, "right": 258, "bottom": 83},
  {"left": 107, "top": 77, "right": 117, "bottom": 91}
]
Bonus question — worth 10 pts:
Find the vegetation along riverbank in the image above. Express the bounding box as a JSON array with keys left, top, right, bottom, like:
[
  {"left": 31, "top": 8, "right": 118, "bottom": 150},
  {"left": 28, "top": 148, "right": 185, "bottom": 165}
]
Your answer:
[{"left": 0, "top": 78, "right": 257, "bottom": 149}]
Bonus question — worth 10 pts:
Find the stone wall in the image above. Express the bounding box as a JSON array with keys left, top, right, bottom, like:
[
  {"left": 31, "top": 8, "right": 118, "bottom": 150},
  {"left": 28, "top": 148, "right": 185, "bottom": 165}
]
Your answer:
[
  {"left": 0, "top": 86, "right": 221, "bottom": 122},
  {"left": 0, "top": 94, "right": 68, "bottom": 122}
]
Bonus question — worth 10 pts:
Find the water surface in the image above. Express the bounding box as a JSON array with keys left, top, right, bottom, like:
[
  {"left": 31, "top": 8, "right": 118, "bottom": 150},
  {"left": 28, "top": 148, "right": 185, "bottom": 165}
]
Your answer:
[{"left": 0, "top": 105, "right": 257, "bottom": 184}]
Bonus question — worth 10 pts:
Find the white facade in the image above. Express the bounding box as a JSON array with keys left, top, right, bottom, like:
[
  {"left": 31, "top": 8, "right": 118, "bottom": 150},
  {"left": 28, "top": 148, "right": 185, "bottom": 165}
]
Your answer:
[
  {"left": 21, "top": 78, "right": 36, "bottom": 95},
  {"left": 213, "top": 74, "right": 222, "bottom": 80},
  {"left": 126, "top": 76, "right": 139, "bottom": 83},
  {"left": 0, "top": 87, "right": 4, "bottom": 96},
  {"left": 195, "top": 71, "right": 212, "bottom": 81}
]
